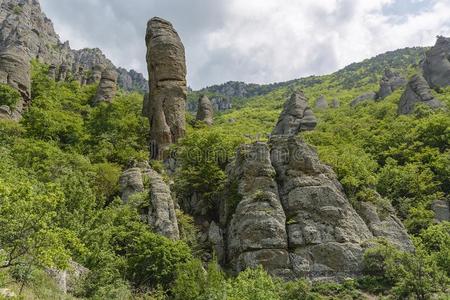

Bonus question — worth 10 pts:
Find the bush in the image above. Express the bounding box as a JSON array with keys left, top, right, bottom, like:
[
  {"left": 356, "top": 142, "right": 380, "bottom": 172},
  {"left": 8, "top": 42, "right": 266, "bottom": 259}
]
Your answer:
[{"left": 0, "top": 83, "right": 21, "bottom": 108}]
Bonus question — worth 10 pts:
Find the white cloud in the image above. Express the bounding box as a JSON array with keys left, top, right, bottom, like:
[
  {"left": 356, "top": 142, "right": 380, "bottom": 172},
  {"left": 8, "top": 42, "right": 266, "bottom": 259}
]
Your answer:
[{"left": 40, "top": 0, "right": 450, "bottom": 89}]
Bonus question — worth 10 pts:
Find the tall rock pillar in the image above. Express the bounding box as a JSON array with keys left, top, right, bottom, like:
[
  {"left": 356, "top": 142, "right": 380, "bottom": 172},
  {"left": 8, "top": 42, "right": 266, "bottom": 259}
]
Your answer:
[{"left": 145, "top": 17, "right": 187, "bottom": 159}]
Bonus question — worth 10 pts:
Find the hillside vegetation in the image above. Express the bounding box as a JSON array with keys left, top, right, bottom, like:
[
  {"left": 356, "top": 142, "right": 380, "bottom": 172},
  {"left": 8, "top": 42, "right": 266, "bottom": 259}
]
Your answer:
[{"left": 0, "top": 45, "right": 449, "bottom": 299}]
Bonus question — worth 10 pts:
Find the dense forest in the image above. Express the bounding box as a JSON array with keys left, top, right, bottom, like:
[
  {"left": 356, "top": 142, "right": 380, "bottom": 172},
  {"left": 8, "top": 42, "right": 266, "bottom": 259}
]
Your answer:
[{"left": 0, "top": 39, "right": 449, "bottom": 299}]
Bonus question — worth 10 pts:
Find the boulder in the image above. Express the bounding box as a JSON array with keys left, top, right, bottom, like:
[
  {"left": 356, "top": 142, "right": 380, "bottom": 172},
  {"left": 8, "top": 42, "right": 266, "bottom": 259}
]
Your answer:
[
  {"left": 120, "top": 163, "right": 179, "bottom": 240},
  {"left": 350, "top": 92, "right": 376, "bottom": 107},
  {"left": 145, "top": 17, "right": 187, "bottom": 159},
  {"left": 315, "top": 95, "right": 328, "bottom": 109},
  {"left": 331, "top": 98, "right": 340, "bottom": 108},
  {"left": 423, "top": 36, "right": 450, "bottom": 88},
  {"left": 378, "top": 69, "right": 407, "bottom": 99},
  {"left": 196, "top": 95, "right": 214, "bottom": 125},
  {"left": 355, "top": 201, "right": 414, "bottom": 251},
  {"left": 431, "top": 200, "right": 450, "bottom": 223},
  {"left": 46, "top": 261, "right": 89, "bottom": 294},
  {"left": 398, "top": 74, "right": 444, "bottom": 115},
  {"left": 93, "top": 68, "right": 118, "bottom": 104},
  {"left": 272, "top": 90, "right": 317, "bottom": 135}
]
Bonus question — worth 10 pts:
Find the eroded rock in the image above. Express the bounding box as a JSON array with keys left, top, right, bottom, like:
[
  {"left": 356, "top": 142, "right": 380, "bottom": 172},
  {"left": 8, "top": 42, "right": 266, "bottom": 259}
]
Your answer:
[
  {"left": 423, "top": 36, "right": 450, "bottom": 89},
  {"left": 145, "top": 17, "right": 187, "bottom": 159},
  {"left": 120, "top": 163, "right": 179, "bottom": 240},
  {"left": 315, "top": 95, "right": 328, "bottom": 109},
  {"left": 431, "top": 200, "right": 450, "bottom": 223},
  {"left": 350, "top": 92, "right": 376, "bottom": 107},
  {"left": 378, "top": 69, "right": 407, "bottom": 99},
  {"left": 398, "top": 74, "right": 444, "bottom": 115},
  {"left": 272, "top": 90, "right": 317, "bottom": 135},
  {"left": 196, "top": 95, "right": 214, "bottom": 125},
  {"left": 93, "top": 68, "right": 118, "bottom": 104}
]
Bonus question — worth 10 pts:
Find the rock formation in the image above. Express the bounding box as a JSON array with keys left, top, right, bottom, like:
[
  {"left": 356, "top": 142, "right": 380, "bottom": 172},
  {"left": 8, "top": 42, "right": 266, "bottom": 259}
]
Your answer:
[
  {"left": 145, "top": 17, "right": 187, "bottom": 159},
  {"left": 187, "top": 96, "right": 232, "bottom": 113},
  {"left": 331, "top": 98, "right": 340, "bottom": 108},
  {"left": 350, "top": 92, "right": 377, "bottom": 107},
  {"left": 120, "top": 162, "right": 180, "bottom": 240},
  {"left": 196, "top": 95, "right": 214, "bottom": 125},
  {"left": 398, "top": 74, "right": 444, "bottom": 115},
  {"left": 422, "top": 36, "right": 450, "bottom": 89},
  {"left": 93, "top": 68, "right": 118, "bottom": 104},
  {"left": 315, "top": 95, "right": 328, "bottom": 109},
  {"left": 0, "top": 0, "right": 147, "bottom": 96},
  {"left": 378, "top": 69, "right": 407, "bottom": 99},
  {"left": 272, "top": 91, "right": 317, "bottom": 135},
  {"left": 431, "top": 200, "right": 450, "bottom": 223},
  {"left": 0, "top": 47, "right": 31, "bottom": 119}
]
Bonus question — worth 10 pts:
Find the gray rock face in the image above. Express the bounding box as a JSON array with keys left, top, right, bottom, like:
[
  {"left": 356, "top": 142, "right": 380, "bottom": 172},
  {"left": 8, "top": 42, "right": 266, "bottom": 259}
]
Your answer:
[
  {"left": 355, "top": 201, "right": 414, "bottom": 251},
  {"left": 350, "top": 92, "right": 377, "bottom": 107},
  {"left": 120, "top": 163, "right": 179, "bottom": 240},
  {"left": 315, "top": 95, "right": 328, "bottom": 109},
  {"left": 378, "top": 69, "right": 407, "bottom": 99},
  {"left": 222, "top": 136, "right": 413, "bottom": 279},
  {"left": 423, "top": 36, "right": 450, "bottom": 89},
  {"left": 331, "top": 98, "right": 340, "bottom": 108},
  {"left": 196, "top": 95, "right": 214, "bottom": 125},
  {"left": 398, "top": 74, "right": 444, "bottom": 115},
  {"left": 272, "top": 91, "right": 317, "bottom": 135},
  {"left": 0, "top": 47, "right": 30, "bottom": 119},
  {"left": 187, "top": 96, "right": 232, "bottom": 113},
  {"left": 93, "top": 68, "right": 118, "bottom": 104},
  {"left": 225, "top": 142, "right": 290, "bottom": 277},
  {"left": 0, "top": 0, "right": 147, "bottom": 93},
  {"left": 145, "top": 17, "right": 187, "bottom": 160},
  {"left": 431, "top": 200, "right": 450, "bottom": 222},
  {"left": 46, "top": 261, "right": 89, "bottom": 294}
]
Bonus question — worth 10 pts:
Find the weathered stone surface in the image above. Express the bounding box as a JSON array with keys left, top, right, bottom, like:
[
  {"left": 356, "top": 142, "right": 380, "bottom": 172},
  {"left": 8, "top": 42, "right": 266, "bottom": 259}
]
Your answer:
[
  {"left": 196, "top": 95, "right": 214, "bottom": 125},
  {"left": 315, "top": 95, "right": 328, "bottom": 109},
  {"left": 208, "top": 221, "right": 225, "bottom": 264},
  {"left": 46, "top": 261, "right": 89, "bottom": 294},
  {"left": 87, "top": 64, "right": 104, "bottom": 84},
  {"left": 93, "top": 68, "right": 118, "bottom": 104},
  {"left": 187, "top": 96, "right": 232, "bottom": 113},
  {"left": 0, "top": 0, "right": 147, "bottom": 92},
  {"left": 398, "top": 74, "right": 444, "bottom": 115},
  {"left": 145, "top": 17, "right": 187, "bottom": 159},
  {"left": 378, "top": 69, "right": 407, "bottom": 99},
  {"left": 431, "top": 200, "right": 450, "bottom": 222},
  {"left": 331, "top": 98, "right": 340, "bottom": 108},
  {"left": 423, "top": 36, "right": 450, "bottom": 89},
  {"left": 120, "top": 163, "right": 179, "bottom": 240},
  {"left": 272, "top": 90, "right": 317, "bottom": 135},
  {"left": 350, "top": 92, "right": 376, "bottom": 107},
  {"left": 356, "top": 201, "right": 414, "bottom": 251},
  {"left": 0, "top": 47, "right": 30, "bottom": 101},
  {"left": 225, "top": 142, "right": 290, "bottom": 276}
]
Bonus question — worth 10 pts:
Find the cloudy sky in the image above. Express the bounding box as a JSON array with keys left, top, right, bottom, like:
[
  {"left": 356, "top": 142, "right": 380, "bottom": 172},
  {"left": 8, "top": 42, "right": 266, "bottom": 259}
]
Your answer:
[{"left": 39, "top": 0, "right": 450, "bottom": 89}]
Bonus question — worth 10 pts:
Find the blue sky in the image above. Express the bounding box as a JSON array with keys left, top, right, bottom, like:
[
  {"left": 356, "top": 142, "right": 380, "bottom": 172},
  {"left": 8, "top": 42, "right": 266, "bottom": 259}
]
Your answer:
[{"left": 40, "top": 0, "right": 450, "bottom": 89}]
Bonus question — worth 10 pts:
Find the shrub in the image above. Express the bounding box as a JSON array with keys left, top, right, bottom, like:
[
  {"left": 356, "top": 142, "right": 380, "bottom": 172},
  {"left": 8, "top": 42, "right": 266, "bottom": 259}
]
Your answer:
[{"left": 0, "top": 83, "right": 21, "bottom": 108}]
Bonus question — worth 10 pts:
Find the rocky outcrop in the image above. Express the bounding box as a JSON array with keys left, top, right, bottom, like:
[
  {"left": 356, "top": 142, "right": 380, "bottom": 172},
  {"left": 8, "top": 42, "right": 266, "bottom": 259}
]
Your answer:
[
  {"left": 196, "top": 95, "right": 214, "bottom": 125},
  {"left": 272, "top": 91, "right": 317, "bottom": 135},
  {"left": 378, "top": 69, "right": 407, "bottom": 99},
  {"left": 187, "top": 95, "right": 232, "bottom": 113},
  {"left": 0, "top": 47, "right": 31, "bottom": 119},
  {"left": 221, "top": 135, "right": 413, "bottom": 280},
  {"left": 145, "top": 17, "right": 187, "bottom": 159},
  {"left": 331, "top": 98, "right": 340, "bottom": 108},
  {"left": 120, "top": 163, "right": 179, "bottom": 240},
  {"left": 398, "top": 74, "right": 444, "bottom": 115},
  {"left": 0, "top": 0, "right": 147, "bottom": 93},
  {"left": 315, "top": 95, "right": 328, "bottom": 109},
  {"left": 93, "top": 68, "right": 118, "bottom": 104},
  {"left": 431, "top": 200, "right": 450, "bottom": 223},
  {"left": 225, "top": 142, "right": 291, "bottom": 277},
  {"left": 355, "top": 201, "right": 413, "bottom": 251},
  {"left": 423, "top": 36, "right": 450, "bottom": 89},
  {"left": 350, "top": 92, "right": 377, "bottom": 107},
  {"left": 46, "top": 261, "right": 89, "bottom": 294}
]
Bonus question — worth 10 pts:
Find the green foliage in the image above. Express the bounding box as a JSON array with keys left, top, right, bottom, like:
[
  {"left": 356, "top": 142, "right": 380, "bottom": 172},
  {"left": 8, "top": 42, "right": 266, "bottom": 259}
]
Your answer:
[{"left": 0, "top": 83, "right": 21, "bottom": 108}]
